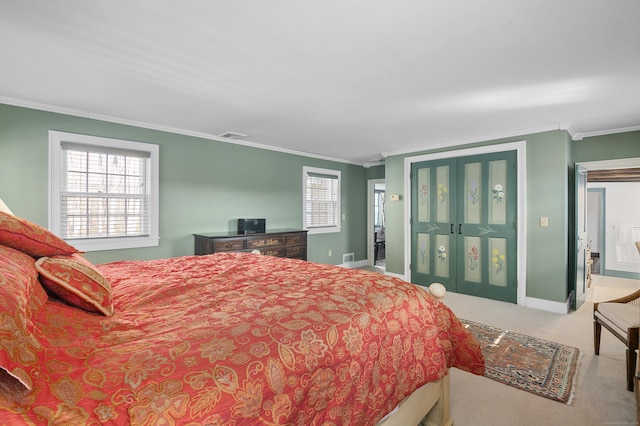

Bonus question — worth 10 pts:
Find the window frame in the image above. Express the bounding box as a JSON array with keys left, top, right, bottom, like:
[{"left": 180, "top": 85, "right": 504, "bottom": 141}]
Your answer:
[
  {"left": 302, "top": 166, "right": 341, "bottom": 235},
  {"left": 48, "top": 130, "right": 160, "bottom": 251}
]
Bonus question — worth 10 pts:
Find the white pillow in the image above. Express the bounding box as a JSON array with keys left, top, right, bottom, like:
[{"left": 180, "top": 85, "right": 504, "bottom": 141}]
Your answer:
[{"left": 0, "top": 198, "right": 13, "bottom": 215}]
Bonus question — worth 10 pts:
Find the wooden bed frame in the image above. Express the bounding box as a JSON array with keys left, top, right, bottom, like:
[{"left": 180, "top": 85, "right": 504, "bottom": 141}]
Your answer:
[
  {"left": 378, "top": 373, "right": 452, "bottom": 426},
  {"left": 376, "top": 282, "right": 453, "bottom": 426}
]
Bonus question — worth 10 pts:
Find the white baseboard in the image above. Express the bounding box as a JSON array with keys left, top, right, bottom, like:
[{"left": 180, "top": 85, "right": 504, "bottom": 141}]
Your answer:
[
  {"left": 524, "top": 296, "right": 571, "bottom": 314},
  {"left": 340, "top": 259, "right": 369, "bottom": 268}
]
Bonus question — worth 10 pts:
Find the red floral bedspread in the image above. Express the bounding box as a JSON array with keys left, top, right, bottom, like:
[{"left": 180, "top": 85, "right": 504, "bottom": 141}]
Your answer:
[{"left": 1, "top": 252, "right": 484, "bottom": 425}]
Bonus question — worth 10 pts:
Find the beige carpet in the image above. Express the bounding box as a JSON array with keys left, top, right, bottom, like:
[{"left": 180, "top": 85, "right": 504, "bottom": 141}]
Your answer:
[{"left": 441, "top": 276, "right": 638, "bottom": 426}]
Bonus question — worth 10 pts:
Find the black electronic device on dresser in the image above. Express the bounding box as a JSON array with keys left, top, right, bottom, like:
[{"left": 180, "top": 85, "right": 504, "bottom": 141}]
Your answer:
[{"left": 237, "top": 218, "right": 266, "bottom": 234}]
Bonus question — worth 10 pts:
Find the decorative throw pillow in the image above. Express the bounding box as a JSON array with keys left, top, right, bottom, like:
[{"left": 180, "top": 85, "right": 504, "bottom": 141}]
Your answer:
[
  {"left": 0, "top": 198, "right": 13, "bottom": 215},
  {"left": 0, "top": 245, "right": 46, "bottom": 391},
  {"left": 0, "top": 211, "right": 79, "bottom": 258},
  {"left": 36, "top": 254, "right": 114, "bottom": 316}
]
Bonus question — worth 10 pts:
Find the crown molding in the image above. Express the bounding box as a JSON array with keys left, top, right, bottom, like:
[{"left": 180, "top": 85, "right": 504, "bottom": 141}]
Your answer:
[
  {"left": 573, "top": 124, "right": 640, "bottom": 141},
  {"left": 386, "top": 123, "right": 564, "bottom": 158},
  {"left": 0, "top": 96, "right": 361, "bottom": 166}
]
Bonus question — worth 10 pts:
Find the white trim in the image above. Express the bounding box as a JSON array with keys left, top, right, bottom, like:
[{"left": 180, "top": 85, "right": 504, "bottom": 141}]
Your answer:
[
  {"left": 403, "top": 141, "right": 527, "bottom": 306},
  {"left": 48, "top": 130, "right": 160, "bottom": 251},
  {"left": 574, "top": 124, "right": 640, "bottom": 141},
  {"left": 389, "top": 124, "right": 558, "bottom": 159},
  {"left": 5, "top": 96, "right": 639, "bottom": 166},
  {"left": 559, "top": 122, "right": 578, "bottom": 140},
  {"left": 367, "top": 178, "right": 385, "bottom": 265},
  {"left": 525, "top": 296, "right": 571, "bottom": 315},
  {"left": 339, "top": 259, "right": 370, "bottom": 268},
  {"left": 302, "top": 166, "right": 342, "bottom": 235},
  {"left": 577, "top": 157, "right": 640, "bottom": 171},
  {"left": 1, "top": 96, "right": 360, "bottom": 166}
]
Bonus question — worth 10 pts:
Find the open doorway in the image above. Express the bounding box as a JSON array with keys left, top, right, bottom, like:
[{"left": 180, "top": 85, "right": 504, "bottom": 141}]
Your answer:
[
  {"left": 586, "top": 188, "right": 605, "bottom": 275},
  {"left": 577, "top": 158, "right": 640, "bottom": 290},
  {"left": 583, "top": 164, "right": 640, "bottom": 279},
  {"left": 367, "top": 179, "right": 385, "bottom": 267}
]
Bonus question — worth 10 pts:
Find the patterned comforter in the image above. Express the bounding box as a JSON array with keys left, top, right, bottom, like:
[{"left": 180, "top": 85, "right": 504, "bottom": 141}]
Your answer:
[{"left": 1, "top": 252, "right": 484, "bottom": 425}]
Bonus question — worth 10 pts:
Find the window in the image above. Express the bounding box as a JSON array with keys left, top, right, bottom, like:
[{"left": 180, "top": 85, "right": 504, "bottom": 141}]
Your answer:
[
  {"left": 303, "top": 166, "right": 341, "bottom": 234},
  {"left": 49, "top": 131, "right": 159, "bottom": 251}
]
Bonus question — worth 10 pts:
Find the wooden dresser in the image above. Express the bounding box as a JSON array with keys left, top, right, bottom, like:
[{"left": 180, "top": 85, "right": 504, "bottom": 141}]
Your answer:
[{"left": 194, "top": 229, "right": 308, "bottom": 260}]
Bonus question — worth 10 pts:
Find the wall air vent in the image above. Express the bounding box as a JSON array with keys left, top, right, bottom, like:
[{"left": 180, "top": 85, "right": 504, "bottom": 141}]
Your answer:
[
  {"left": 218, "top": 132, "right": 248, "bottom": 140},
  {"left": 343, "top": 253, "right": 355, "bottom": 264}
]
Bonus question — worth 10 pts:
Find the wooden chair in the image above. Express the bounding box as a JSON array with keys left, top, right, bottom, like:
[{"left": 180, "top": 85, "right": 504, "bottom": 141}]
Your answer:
[{"left": 593, "top": 288, "right": 640, "bottom": 391}]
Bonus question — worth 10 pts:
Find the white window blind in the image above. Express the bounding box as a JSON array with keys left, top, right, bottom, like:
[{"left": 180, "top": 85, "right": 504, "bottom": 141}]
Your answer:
[
  {"left": 49, "top": 131, "right": 159, "bottom": 251},
  {"left": 61, "top": 142, "right": 151, "bottom": 239},
  {"left": 303, "top": 166, "right": 341, "bottom": 234}
]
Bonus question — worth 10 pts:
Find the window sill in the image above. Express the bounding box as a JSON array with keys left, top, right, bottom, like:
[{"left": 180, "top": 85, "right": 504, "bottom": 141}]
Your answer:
[
  {"left": 306, "top": 227, "right": 341, "bottom": 235},
  {"left": 66, "top": 236, "right": 160, "bottom": 252}
]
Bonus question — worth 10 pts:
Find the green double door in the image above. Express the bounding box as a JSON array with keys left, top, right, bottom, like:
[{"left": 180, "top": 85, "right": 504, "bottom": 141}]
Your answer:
[{"left": 411, "top": 151, "right": 517, "bottom": 303}]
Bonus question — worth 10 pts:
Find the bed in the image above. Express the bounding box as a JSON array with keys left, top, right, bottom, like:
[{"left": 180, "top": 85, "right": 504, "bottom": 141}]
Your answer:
[{"left": 0, "top": 211, "right": 484, "bottom": 425}]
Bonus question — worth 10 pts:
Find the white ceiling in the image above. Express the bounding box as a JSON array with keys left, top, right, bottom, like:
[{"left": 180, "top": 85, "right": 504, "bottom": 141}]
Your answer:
[{"left": 1, "top": 1, "right": 639, "bottom": 165}]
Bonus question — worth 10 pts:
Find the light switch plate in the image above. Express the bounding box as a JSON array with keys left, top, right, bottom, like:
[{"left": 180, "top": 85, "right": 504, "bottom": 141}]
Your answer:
[{"left": 540, "top": 216, "right": 549, "bottom": 227}]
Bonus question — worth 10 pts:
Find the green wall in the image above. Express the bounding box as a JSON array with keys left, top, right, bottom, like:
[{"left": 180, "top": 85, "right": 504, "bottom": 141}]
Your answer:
[
  {"left": 572, "top": 130, "right": 640, "bottom": 162},
  {"left": 0, "top": 104, "right": 368, "bottom": 265},
  {"left": 525, "top": 131, "right": 572, "bottom": 302},
  {"left": 365, "top": 164, "right": 385, "bottom": 180},
  {"left": 384, "top": 131, "right": 572, "bottom": 303},
  {"left": 3, "top": 100, "right": 637, "bottom": 306}
]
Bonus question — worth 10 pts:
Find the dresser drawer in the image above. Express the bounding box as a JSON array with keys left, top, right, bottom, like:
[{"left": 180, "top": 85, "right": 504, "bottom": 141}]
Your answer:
[
  {"left": 247, "top": 235, "right": 284, "bottom": 250},
  {"left": 213, "top": 238, "right": 246, "bottom": 252},
  {"left": 286, "top": 244, "right": 306, "bottom": 258},
  {"left": 260, "top": 248, "right": 285, "bottom": 257},
  {"left": 285, "top": 233, "right": 307, "bottom": 245}
]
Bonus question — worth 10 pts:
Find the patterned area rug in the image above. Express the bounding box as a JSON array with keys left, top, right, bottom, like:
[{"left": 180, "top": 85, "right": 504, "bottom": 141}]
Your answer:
[{"left": 461, "top": 319, "right": 581, "bottom": 404}]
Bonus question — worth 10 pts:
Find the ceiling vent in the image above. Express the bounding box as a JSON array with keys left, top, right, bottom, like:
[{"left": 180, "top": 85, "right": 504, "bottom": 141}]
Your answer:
[{"left": 218, "top": 131, "right": 248, "bottom": 140}]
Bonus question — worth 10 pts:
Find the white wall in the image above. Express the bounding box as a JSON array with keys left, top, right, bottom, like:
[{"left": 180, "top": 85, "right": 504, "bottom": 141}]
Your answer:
[{"left": 588, "top": 181, "right": 640, "bottom": 274}]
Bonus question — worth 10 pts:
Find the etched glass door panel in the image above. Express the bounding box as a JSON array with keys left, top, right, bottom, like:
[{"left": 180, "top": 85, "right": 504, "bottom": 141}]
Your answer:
[
  {"left": 416, "top": 232, "right": 430, "bottom": 274},
  {"left": 464, "top": 162, "right": 481, "bottom": 224},
  {"left": 464, "top": 236, "right": 482, "bottom": 283},
  {"left": 434, "top": 234, "right": 450, "bottom": 278},
  {"left": 488, "top": 237, "right": 508, "bottom": 287},
  {"left": 435, "top": 166, "right": 450, "bottom": 223},
  {"left": 489, "top": 160, "right": 507, "bottom": 225},
  {"left": 417, "top": 167, "right": 430, "bottom": 223}
]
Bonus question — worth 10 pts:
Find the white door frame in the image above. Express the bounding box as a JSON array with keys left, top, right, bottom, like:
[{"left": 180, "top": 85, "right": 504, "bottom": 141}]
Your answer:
[
  {"left": 404, "top": 141, "right": 528, "bottom": 306},
  {"left": 368, "top": 178, "right": 385, "bottom": 265},
  {"left": 578, "top": 157, "right": 640, "bottom": 278}
]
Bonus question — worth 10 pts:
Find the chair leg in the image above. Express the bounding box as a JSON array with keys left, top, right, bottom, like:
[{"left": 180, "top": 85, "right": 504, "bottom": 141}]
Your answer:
[
  {"left": 627, "top": 347, "right": 637, "bottom": 392},
  {"left": 594, "top": 320, "right": 602, "bottom": 355},
  {"left": 628, "top": 330, "right": 639, "bottom": 392}
]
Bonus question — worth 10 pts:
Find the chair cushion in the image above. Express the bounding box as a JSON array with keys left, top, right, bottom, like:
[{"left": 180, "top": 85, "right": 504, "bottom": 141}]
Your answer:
[{"left": 596, "top": 303, "right": 640, "bottom": 337}]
